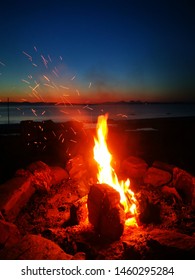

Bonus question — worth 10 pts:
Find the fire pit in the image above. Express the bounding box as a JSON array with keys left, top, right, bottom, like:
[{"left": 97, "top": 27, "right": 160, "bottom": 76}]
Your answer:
[{"left": 0, "top": 114, "right": 195, "bottom": 260}]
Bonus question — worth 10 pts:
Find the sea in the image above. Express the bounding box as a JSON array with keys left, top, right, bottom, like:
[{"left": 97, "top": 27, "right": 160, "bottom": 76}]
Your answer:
[{"left": 0, "top": 102, "right": 195, "bottom": 125}]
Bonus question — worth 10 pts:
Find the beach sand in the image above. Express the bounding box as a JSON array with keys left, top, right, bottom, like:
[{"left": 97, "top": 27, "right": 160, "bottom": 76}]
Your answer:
[{"left": 0, "top": 116, "right": 195, "bottom": 183}]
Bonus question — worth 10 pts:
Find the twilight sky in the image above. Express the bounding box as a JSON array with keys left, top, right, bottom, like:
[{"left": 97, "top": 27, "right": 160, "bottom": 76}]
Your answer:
[{"left": 0, "top": 0, "right": 194, "bottom": 103}]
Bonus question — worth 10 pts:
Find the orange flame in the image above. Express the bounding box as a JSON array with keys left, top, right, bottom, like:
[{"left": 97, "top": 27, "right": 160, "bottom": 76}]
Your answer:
[{"left": 93, "top": 114, "right": 137, "bottom": 226}]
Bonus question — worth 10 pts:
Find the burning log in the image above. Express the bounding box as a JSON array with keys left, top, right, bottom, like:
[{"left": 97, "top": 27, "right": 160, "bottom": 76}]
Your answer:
[{"left": 88, "top": 184, "right": 125, "bottom": 241}]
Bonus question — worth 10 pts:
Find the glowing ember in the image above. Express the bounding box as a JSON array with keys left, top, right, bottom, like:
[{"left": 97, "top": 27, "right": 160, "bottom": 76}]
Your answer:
[{"left": 93, "top": 114, "right": 137, "bottom": 226}]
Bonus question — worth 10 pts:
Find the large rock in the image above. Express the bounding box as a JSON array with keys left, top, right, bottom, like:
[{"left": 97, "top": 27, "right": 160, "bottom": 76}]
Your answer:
[
  {"left": 72, "top": 252, "right": 86, "bottom": 260},
  {"left": 144, "top": 167, "right": 172, "bottom": 187},
  {"left": 66, "top": 155, "right": 87, "bottom": 180},
  {"left": 0, "top": 220, "right": 21, "bottom": 250},
  {"left": 122, "top": 156, "right": 148, "bottom": 180},
  {"left": 50, "top": 166, "right": 69, "bottom": 185},
  {"left": 66, "top": 155, "right": 91, "bottom": 197},
  {"left": 74, "top": 179, "right": 91, "bottom": 198},
  {"left": 27, "top": 161, "right": 52, "bottom": 192},
  {"left": 172, "top": 167, "right": 195, "bottom": 204},
  {"left": 0, "top": 176, "right": 35, "bottom": 221},
  {"left": 123, "top": 228, "right": 195, "bottom": 260},
  {"left": 137, "top": 190, "right": 161, "bottom": 225},
  {"left": 70, "top": 195, "right": 88, "bottom": 225},
  {"left": 1, "top": 234, "right": 72, "bottom": 260},
  {"left": 88, "top": 184, "right": 125, "bottom": 241},
  {"left": 161, "top": 185, "right": 182, "bottom": 202},
  {"left": 148, "top": 229, "right": 195, "bottom": 259}
]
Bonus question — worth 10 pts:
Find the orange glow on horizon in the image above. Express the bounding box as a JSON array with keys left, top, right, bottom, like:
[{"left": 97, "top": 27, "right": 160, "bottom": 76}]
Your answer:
[{"left": 1, "top": 88, "right": 147, "bottom": 104}]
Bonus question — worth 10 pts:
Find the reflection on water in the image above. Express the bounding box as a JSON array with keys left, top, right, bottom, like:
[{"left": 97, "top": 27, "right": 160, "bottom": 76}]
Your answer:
[{"left": 0, "top": 103, "right": 195, "bottom": 124}]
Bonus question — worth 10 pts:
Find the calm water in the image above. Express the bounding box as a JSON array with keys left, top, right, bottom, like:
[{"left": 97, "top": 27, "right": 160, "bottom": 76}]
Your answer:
[{"left": 0, "top": 103, "right": 195, "bottom": 124}]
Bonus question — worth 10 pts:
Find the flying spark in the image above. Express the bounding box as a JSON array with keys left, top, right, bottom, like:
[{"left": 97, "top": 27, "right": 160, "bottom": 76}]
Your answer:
[
  {"left": 60, "top": 110, "right": 69, "bottom": 114},
  {"left": 29, "top": 89, "right": 40, "bottom": 100},
  {"left": 51, "top": 82, "right": 59, "bottom": 90},
  {"left": 83, "top": 105, "right": 93, "bottom": 111},
  {"left": 0, "top": 61, "right": 5, "bottom": 66},
  {"left": 52, "top": 131, "right": 56, "bottom": 137},
  {"left": 70, "top": 139, "right": 77, "bottom": 143},
  {"left": 22, "top": 51, "right": 32, "bottom": 61},
  {"left": 48, "top": 54, "right": 52, "bottom": 63},
  {"left": 63, "top": 98, "right": 73, "bottom": 106},
  {"left": 52, "top": 70, "right": 59, "bottom": 77},
  {"left": 70, "top": 127, "right": 77, "bottom": 135},
  {"left": 71, "top": 75, "right": 76, "bottom": 80},
  {"left": 54, "top": 66, "right": 59, "bottom": 73},
  {"left": 60, "top": 85, "right": 69, "bottom": 90},
  {"left": 32, "top": 84, "right": 40, "bottom": 91},
  {"left": 43, "top": 83, "right": 54, "bottom": 88},
  {"left": 41, "top": 54, "right": 48, "bottom": 68},
  {"left": 43, "top": 75, "right": 50, "bottom": 82},
  {"left": 31, "top": 109, "right": 37, "bottom": 116},
  {"left": 21, "top": 79, "right": 30, "bottom": 84}
]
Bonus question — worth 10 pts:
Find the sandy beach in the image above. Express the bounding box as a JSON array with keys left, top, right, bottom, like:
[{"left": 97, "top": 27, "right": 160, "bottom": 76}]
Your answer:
[{"left": 0, "top": 116, "right": 195, "bottom": 184}]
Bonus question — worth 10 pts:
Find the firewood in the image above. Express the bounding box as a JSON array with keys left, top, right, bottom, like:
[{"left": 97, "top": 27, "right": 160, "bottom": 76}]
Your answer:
[{"left": 88, "top": 184, "right": 125, "bottom": 241}]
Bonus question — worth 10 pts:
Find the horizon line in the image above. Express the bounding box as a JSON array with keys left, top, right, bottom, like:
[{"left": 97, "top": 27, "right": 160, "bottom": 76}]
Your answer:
[{"left": 1, "top": 100, "right": 195, "bottom": 105}]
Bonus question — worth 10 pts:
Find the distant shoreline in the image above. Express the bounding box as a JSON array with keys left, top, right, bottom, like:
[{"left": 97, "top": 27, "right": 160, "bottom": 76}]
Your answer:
[{"left": 1, "top": 101, "right": 195, "bottom": 106}]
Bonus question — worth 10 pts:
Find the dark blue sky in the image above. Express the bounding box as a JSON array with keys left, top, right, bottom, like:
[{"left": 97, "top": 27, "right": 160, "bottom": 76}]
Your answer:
[{"left": 0, "top": 0, "right": 194, "bottom": 103}]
